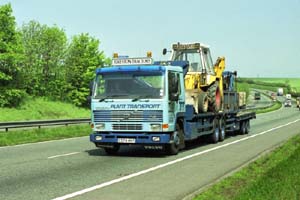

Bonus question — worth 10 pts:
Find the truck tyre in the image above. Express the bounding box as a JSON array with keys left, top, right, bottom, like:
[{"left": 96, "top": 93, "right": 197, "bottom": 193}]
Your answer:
[
  {"left": 208, "top": 82, "right": 222, "bottom": 112},
  {"left": 219, "top": 118, "right": 226, "bottom": 142},
  {"left": 209, "top": 118, "right": 219, "bottom": 143},
  {"left": 198, "top": 92, "right": 209, "bottom": 113},
  {"left": 245, "top": 120, "right": 250, "bottom": 134},
  {"left": 104, "top": 145, "right": 120, "bottom": 155},
  {"left": 166, "top": 124, "right": 182, "bottom": 155},
  {"left": 240, "top": 121, "right": 246, "bottom": 135}
]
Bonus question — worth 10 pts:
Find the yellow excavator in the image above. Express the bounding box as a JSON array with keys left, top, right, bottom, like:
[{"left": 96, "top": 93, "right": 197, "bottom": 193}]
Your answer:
[{"left": 164, "top": 42, "right": 225, "bottom": 113}]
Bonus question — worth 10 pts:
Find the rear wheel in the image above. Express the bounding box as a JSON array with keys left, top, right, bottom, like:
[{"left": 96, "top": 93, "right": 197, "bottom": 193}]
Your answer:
[
  {"left": 208, "top": 82, "right": 222, "bottom": 112},
  {"left": 240, "top": 121, "right": 246, "bottom": 135},
  {"left": 209, "top": 118, "right": 219, "bottom": 143},
  {"left": 198, "top": 92, "right": 209, "bottom": 113},
  {"left": 104, "top": 145, "right": 120, "bottom": 155},
  {"left": 219, "top": 118, "right": 226, "bottom": 141},
  {"left": 245, "top": 120, "right": 250, "bottom": 134}
]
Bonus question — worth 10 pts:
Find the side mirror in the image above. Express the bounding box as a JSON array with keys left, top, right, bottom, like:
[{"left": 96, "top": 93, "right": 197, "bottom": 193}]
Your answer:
[
  {"left": 170, "top": 93, "right": 179, "bottom": 101},
  {"left": 162, "top": 48, "right": 167, "bottom": 55},
  {"left": 89, "top": 80, "right": 94, "bottom": 96},
  {"left": 86, "top": 96, "right": 91, "bottom": 106}
]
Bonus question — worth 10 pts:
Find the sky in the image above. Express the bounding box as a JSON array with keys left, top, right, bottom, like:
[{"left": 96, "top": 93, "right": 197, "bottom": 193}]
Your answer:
[{"left": 2, "top": 0, "right": 300, "bottom": 77}]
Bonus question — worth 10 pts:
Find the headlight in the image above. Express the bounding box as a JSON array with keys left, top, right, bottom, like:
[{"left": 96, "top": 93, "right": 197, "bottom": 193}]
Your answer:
[
  {"left": 95, "top": 135, "right": 102, "bottom": 141},
  {"left": 152, "top": 136, "right": 160, "bottom": 142},
  {"left": 150, "top": 124, "right": 161, "bottom": 131}
]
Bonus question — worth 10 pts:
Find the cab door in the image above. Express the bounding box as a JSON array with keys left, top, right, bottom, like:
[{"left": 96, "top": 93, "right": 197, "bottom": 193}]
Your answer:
[{"left": 168, "top": 71, "right": 185, "bottom": 123}]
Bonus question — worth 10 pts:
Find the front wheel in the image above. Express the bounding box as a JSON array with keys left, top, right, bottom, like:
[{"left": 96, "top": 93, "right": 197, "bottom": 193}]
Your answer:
[
  {"left": 198, "top": 92, "right": 209, "bottom": 113},
  {"left": 166, "top": 124, "right": 184, "bottom": 155}
]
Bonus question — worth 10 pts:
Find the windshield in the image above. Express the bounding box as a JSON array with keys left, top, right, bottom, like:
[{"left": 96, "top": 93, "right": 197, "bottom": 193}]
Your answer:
[
  {"left": 93, "top": 72, "right": 164, "bottom": 99},
  {"left": 172, "top": 49, "right": 203, "bottom": 72}
]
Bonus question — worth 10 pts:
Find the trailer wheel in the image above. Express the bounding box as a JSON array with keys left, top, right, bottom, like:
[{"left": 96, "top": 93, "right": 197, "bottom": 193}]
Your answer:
[
  {"left": 166, "top": 124, "right": 182, "bottom": 155},
  {"left": 209, "top": 118, "right": 219, "bottom": 143},
  {"left": 245, "top": 120, "right": 250, "bottom": 134},
  {"left": 198, "top": 92, "right": 209, "bottom": 113},
  {"left": 104, "top": 145, "right": 120, "bottom": 155},
  {"left": 240, "top": 121, "right": 246, "bottom": 135},
  {"left": 219, "top": 118, "right": 226, "bottom": 141}
]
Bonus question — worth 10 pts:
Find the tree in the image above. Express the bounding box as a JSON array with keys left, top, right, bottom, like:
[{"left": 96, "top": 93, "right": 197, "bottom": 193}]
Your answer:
[
  {"left": 0, "top": 4, "right": 25, "bottom": 107},
  {"left": 65, "top": 33, "right": 110, "bottom": 106},
  {"left": 21, "top": 20, "right": 67, "bottom": 98}
]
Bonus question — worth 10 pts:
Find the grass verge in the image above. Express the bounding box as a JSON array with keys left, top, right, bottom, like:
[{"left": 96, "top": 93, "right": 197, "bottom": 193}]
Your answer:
[
  {"left": 0, "top": 124, "right": 91, "bottom": 146},
  {"left": 254, "top": 100, "right": 282, "bottom": 114},
  {"left": 0, "top": 97, "right": 90, "bottom": 122},
  {"left": 193, "top": 134, "right": 300, "bottom": 200}
]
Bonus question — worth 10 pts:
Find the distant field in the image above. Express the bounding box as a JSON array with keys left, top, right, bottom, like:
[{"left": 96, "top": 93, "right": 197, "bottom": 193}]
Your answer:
[
  {"left": 0, "top": 97, "right": 90, "bottom": 122},
  {"left": 249, "top": 78, "right": 300, "bottom": 91}
]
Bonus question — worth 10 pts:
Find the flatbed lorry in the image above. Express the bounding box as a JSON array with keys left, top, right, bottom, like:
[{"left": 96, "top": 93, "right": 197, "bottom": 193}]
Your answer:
[{"left": 89, "top": 53, "right": 255, "bottom": 155}]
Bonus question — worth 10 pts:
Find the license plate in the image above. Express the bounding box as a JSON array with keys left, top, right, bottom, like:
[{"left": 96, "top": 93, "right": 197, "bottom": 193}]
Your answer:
[{"left": 117, "top": 138, "right": 136, "bottom": 143}]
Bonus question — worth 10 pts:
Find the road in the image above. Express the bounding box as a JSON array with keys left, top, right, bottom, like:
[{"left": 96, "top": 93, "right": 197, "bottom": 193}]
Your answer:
[
  {"left": 1, "top": 100, "right": 300, "bottom": 200},
  {"left": 247, "top": 90, "right": 273, "bottom": 109}
]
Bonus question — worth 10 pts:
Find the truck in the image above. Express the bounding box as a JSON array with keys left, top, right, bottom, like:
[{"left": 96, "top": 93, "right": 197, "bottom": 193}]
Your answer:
[
  {"left": 89, "top": 46, "right": 255, "bottom": 155},
  {"left": 277, "top": 88, "right": 284, "bottom": 96}
]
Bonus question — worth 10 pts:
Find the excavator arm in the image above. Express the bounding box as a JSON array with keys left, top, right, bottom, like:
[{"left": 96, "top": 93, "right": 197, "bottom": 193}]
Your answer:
[{"left": 214, "top": 57, "right": 225, "bottom": 78}]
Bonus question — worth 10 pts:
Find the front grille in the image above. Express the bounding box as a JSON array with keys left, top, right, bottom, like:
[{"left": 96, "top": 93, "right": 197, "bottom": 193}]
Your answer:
[
  {"left": 112, "top": 124, "right": 143, "bottom": 130},
  {"left": 93, "top": 110, "right": 163, "bottom": 123}
]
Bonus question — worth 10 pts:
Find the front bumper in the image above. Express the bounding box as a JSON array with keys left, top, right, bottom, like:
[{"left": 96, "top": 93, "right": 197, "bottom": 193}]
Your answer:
[{"left": 90, "top": 132, "right": 171, "bottom": 145}]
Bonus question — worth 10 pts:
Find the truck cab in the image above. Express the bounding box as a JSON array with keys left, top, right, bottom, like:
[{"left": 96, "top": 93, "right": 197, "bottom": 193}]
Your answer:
[{"left": 90, "top": 56, "right": 186, "bottom": 154}]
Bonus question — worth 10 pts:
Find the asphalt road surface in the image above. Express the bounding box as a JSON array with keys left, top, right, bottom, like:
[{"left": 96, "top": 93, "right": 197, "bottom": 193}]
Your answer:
[
  {"left": 247, "top": 90, "right": 273, "bottom": 109},
  {"left": 1, "top": 100, "right": 300, "bottom": 200}
]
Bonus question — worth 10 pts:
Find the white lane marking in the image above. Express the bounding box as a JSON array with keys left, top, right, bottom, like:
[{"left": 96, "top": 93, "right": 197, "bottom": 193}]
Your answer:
[
  {"left": 0, "top": 136, "right": 88, "bottom": 149},
  {"left": 52, "top": 118, "right": 300, "bottom": 200},
  {"left": 48, "top": 152, "right": 80, "bottom": 159}
]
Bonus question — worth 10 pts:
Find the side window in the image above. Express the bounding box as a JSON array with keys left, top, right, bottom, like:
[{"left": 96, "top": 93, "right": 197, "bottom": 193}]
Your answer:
[
  {"left": 176, "top": 73, "right": 181, "bottom": 95},
  {"left": 203, "top": 49, "right": 214, "bottom": 75},
  {"left": 168, "top": 71, "right": 181, "bottom": 100}
]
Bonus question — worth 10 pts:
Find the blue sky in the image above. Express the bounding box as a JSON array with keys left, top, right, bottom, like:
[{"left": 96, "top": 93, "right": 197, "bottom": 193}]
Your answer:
[{"left": 2, "top": 0, "right": 300, "bottom": 77}]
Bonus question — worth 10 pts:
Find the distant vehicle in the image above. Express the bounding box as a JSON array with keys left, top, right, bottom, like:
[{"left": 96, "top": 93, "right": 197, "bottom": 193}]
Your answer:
[
  {"left": 286, "top": 94, "right": 292, "bottom": 100},
  {"left": 271, "top": 93, "right": 276, "bottom": 101},
  {"left": 277, "top": 88, "right": 284, "bottom": 96},
  {"left": 284, "top": 99, "right": 292, "bottom": 107},
  {"left": 254, "top": 92, "right": 261, "bottom": 100},
  {"left": 296, "top": 97, "right": 300, "bottom": 108}
]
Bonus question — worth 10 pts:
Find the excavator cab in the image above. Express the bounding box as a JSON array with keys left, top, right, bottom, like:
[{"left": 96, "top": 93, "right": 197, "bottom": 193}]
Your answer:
[{"left": 171, "top": 43, "right": 215, "bottom": 75}]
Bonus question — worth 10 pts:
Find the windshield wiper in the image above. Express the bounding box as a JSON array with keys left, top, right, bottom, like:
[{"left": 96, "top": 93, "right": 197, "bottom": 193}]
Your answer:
[
  {"left": 98, "top": 94, "right": 126, "bottom": 102},
  {"left": 132, "top": 95, "right": 152, "bottom": 102}
]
